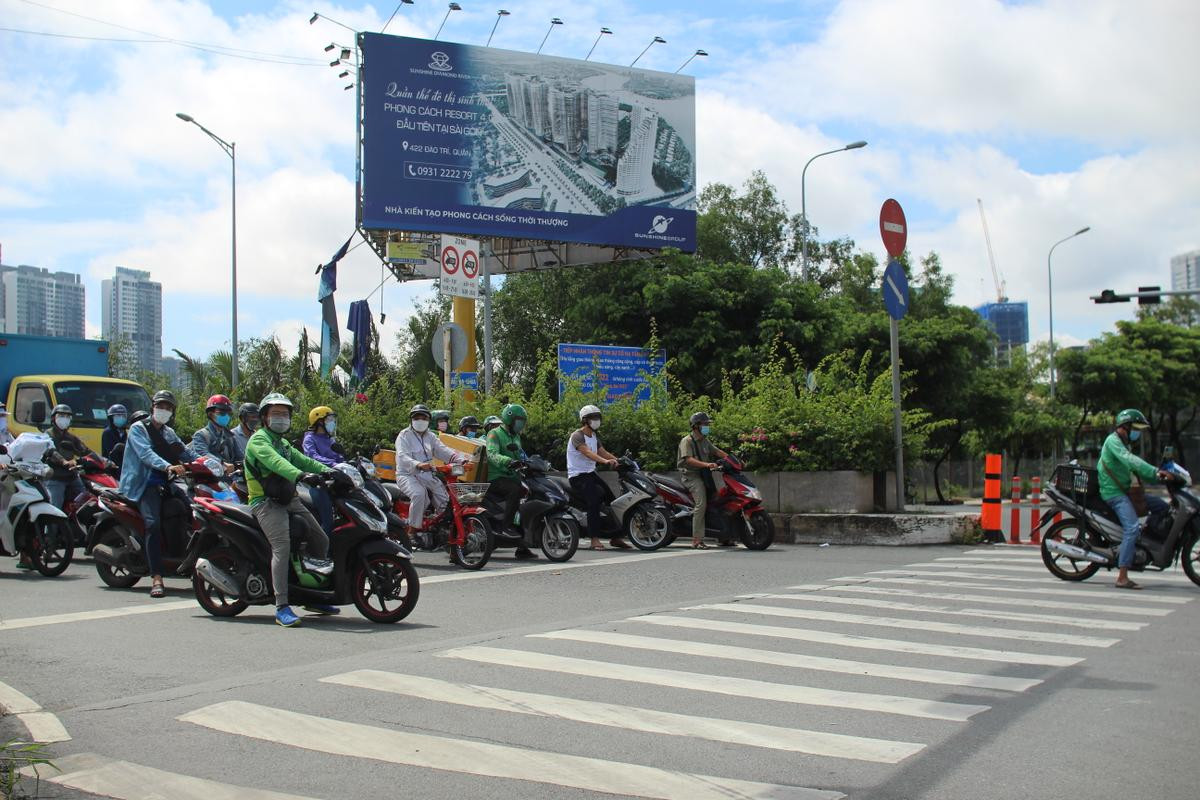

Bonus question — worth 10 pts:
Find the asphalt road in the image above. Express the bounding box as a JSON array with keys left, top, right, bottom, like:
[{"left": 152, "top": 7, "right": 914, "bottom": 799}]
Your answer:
[{"left": 2, "top": 542, "right": 1198, "bottom": 800}]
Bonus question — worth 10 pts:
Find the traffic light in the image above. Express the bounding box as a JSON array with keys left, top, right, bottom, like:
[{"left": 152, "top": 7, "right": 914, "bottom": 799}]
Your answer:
[
  {"left": 1095, "top": 289, "right": 1130, "bottom": 304},
  {"left": 1138, "top": 286, "right": 1161, "bottom": 305}
]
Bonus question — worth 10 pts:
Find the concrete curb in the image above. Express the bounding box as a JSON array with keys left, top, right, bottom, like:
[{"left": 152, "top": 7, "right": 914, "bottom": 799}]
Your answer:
[{"left": 770, "top": 512, "right": 981, "bottom": 546}]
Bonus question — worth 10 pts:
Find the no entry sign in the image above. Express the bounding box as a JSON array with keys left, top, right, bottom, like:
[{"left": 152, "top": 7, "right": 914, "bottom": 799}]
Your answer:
[
  {"left": 879, "top": 199, "right": 907, "bottom": 257},
  {"left": 439, "top": 234, "right": 480, "bottom": 299}
]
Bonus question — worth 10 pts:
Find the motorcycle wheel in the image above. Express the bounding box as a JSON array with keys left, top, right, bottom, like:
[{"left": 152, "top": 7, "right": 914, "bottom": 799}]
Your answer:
[
  {"left": 1040, "top": 518, "right": 1101, "bottom": 581},
  {"left": 1180, "top": 528, "right": 1200, "bottom": 588},
  {"left": 741, "top": 510, "right": 775, "bottom": 551},
  {"left": 626, "top": 502, "right": 671, "bottom": 551},
  {"left": 192, "top": 547, "right": 248, "bottom": 617},
  {"left": 352, "top": 553, "right": 420, "bottom": 623},
  {"left": 540, "top": 515, "right": 579, "bottom": 562},
  {"left": 30, "top": 518, "right": 73, "bottom": 577},
  {"left": 95, "top": 526, "right": 141, "bottom": 588},
  {"left": 450, "top": 515, "right": 494, "bottom": 571}
]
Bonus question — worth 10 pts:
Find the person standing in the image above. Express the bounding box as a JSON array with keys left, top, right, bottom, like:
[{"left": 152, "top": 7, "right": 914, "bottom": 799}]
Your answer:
[
  {"left": 567, "top": 405, "right": 629, "bottom": 551},
  {"left": 1099, "top": 408, "right": 1170, "bottom": 590},
  {"left": 44, "top": 404, "right": 91, "bottom": 510},
  {"left": 101, "top": 404, "right": 128, "bottom": 463},
  {"left": 677, "top": 412, "right": 728, "bottom": 549}
]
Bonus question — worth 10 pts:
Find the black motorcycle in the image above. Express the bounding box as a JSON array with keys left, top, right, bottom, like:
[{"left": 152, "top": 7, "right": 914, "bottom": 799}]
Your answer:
[
  {"left": 190, "top": 473, "right": 419, "bottom": 623},
  {"left": 483, "top": 455, "right": 580, "bottom": 562},
  {"left": 1039, "top": 458, "right": 1200, "bottom": 587}
]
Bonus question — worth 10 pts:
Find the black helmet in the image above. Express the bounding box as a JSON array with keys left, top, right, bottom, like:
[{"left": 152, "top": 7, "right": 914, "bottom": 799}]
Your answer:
[
  {"left": 410, "top": 403, "right": 432, "bottom": 419},
  {"left": 238, "top": 402, "right": 259, "bottom": 420},
  {"left": 458, "top": 415, "right": 480, "bottom": 430},
  {"left": 52, "top": 403, "right": 73, "bottom": 417},
  {"left": 130, "top": 410, "right": 151, "bottom": 426},
  {"left": 106, "top": 404, "right": 128, "bottom": 418},
  {"left": 689, "top": 411, "right": 711, "bottom": 428},
  {"left": 152, "top": 390, "right": 177, "bottom": 409},
  {"left": 432, "top": 409, "right": 451, "bottom": 423}
]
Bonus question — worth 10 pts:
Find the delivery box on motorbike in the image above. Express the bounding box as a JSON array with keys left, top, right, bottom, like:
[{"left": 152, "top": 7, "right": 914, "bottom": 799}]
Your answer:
[
  {"left": 435, "top": 433, "right": 487, "bottom": 482},
  {"left": 372, "top": 448, "right": 397, "bottom": 481}
]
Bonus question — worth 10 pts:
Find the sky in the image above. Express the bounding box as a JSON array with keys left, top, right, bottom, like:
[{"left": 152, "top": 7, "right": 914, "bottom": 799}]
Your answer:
[{"left": 2, "top": 0, "right": 1197, "bottom": 362}]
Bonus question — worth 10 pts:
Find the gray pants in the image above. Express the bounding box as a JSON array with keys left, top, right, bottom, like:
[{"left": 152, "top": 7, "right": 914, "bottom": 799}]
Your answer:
[
  {"left": 397, "top": 473, "right": 449, "bottom": 528},
  {"left": 681, "top": 473, "right": 708, "bottom": 540},
  {"left": 251, "top": 497, "right": 329, "bottom": 607}
]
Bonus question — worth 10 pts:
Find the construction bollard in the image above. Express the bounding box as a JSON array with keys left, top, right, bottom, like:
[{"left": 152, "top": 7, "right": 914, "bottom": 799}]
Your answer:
[
  {"left": 1009, "top": 476, "right": 1022, "bottom": 544},
  {"left": 1030, "top": 476, "right": 1042, "bottom": 545},
  {"left": 982, "top": 454, "right": 1003, "bottom": 543}
]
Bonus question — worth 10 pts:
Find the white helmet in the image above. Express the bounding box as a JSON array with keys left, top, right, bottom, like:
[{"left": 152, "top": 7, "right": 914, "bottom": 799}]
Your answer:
[{"left": 578, "top": 404, "right": 602, "bottom": 422}]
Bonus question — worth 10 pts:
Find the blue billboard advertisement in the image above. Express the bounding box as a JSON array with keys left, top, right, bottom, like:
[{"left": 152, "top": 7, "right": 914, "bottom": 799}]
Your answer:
[
  {"left": 359, "top": 33, "right": 696, "bottom": 252},
  {"left": 557, "top": 343, "right": 666, "bottom": 403}
]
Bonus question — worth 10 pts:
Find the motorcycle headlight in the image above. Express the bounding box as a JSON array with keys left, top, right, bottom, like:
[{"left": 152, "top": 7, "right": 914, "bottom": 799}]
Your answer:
[
  {"left": 334, "top": 463, "right": 364, "bottom": 489},
  {"left": 201, "top": 456, "right": 225, "bottom": 477},
  {"left": 362, "top": 461, "right": 377, "bottom": 479},
  {"left": 744, "top": 485, "right": 761, "bottom": 500}
]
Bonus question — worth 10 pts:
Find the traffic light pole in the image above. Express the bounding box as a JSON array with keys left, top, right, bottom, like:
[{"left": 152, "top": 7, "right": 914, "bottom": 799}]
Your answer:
[{"left": 1093, "top": 288, "right": 1200, "bottom": 303}]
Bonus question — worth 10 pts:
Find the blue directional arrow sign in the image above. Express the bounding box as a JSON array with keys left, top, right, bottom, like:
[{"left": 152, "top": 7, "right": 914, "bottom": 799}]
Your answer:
[{"left": 882, "top": 258, "right": 910, "bottom": 320}]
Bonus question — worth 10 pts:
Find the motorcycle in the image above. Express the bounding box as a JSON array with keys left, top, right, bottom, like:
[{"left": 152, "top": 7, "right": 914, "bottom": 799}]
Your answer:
[
  {"left": 550, "top": 455, "right": 672, "bottom": 550},
  {"left": 387, "top": 463, "right": 495, "bottom": 570},
  {"left": 1039, "top": 458, "right": 1200, "bottom": 587},
  {"left": 0, "top": 444, "right": 74, "bottom": 576},
  {"left": 482, "top": 455, "right": 580, "bottom": 562},
  {"left": 190, "top": 471, "right": 419, "bottom": 623},
  {"left": 647, "top": 454, "right": 774, "bottom": 550},
  {"left": 65, "top": 453, "right": 121, "bottom": 547}
]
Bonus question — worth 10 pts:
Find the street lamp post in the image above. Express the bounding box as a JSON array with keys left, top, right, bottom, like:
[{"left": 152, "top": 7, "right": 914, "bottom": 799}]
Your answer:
[
  {"left": 675, "top": 49, "right": 707, "bottom": 73},
  {"left": 435, "top": 2, "right": 461, "bottom": 40},
  {"left": 631, "top": 36, "right": 666, "bottom": 67},
  {"left": 379, "top": 0, "right": 414, "bottom": 34},
  {"left": 176, "top": 112, "right": 239, "bottom": 391},
  {"left": 584, "top": 27, "right": 612, "bottom": 61},
  {"left": 486, "top": 9, "right": 510, "bottom": 47},
  {"left": 537, "top": 18, "right": 563, "bottom": 54},
  {"left": 1047, "top": 226, "right": 1091, "bottom": 400},
  {"left": 800, "top": 140, "right": 867, "bottom": 280}
]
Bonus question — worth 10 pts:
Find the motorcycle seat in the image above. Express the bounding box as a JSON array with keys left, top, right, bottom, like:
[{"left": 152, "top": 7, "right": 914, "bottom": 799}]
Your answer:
[
  {"left": 98, "top": 487, "right": 138, "bottom": 507},
  {"left": 384, "top": 483, "right": 409, "bottom": 503},
  {"left": 213, "top": 501, "right": 257, "bottom": 527}
]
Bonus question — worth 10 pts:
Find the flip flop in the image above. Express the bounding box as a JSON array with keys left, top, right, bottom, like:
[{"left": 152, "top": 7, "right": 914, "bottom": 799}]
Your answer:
[
  {"left": 609, "top": 540, "right": 633, "bottom": 550},
  {"left": 1114, "top": 580, "right": 1143, "bottom": 590},
  {"left": 691, "top": 541, "right": 709, "bottom": 549},
  {"left": 587, "top": 543, "right": 606, "bottom": 551}
]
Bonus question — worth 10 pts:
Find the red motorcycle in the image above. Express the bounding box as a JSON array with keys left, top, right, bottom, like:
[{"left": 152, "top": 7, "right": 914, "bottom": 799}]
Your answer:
[
  {"left": 646, "top": 454, "right": 774, "bottom": 550},
  {"left": 387, "top": 463, "right": 494, "bottom": 570},
  {"left": 65, "top": 453, "right": 120, "bottom": 548}
]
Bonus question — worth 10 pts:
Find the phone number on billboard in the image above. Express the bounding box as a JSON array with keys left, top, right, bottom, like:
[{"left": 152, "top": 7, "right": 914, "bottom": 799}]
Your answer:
[{"left": 406, "top": 162, "right": 474, "bottom": 183}]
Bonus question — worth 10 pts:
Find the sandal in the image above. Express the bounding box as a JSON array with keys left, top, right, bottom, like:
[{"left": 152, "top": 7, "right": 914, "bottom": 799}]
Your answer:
[
  {"left": 587, "top": 542, "right": 606, "bottom": 551},
  {"left": 691, "top": 540, "right": 709, "bottom": 549},
  {"left": 1114, "top": 580, "right": 1143, "bottom": 590},
  {"left": 150, "top": 579, "right": 166, "bottom": 598}
]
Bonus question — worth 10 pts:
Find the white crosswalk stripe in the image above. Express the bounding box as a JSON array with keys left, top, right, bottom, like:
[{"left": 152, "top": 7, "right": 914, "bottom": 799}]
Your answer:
[
  {"left": 321, "top": 670, "right": 925, "bottom": 764},
  {"left": 918, "top": 558, "right": 1198, "bottom": 583},
  {"left": 867, "top": 570, "right": 1191, "bottom": 601},
  {"left": 180, "top": 700, "right": 845, "bottom": 800}
]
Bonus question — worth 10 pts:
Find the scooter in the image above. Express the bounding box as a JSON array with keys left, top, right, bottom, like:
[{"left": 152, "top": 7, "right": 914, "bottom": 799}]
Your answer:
[
  {"left": 0, "top": 442, "right": 73, "bottom": 576},
  {"left": 482, "top": 456, "right": 581, "bottom": 562},
  {"left": 1039, "top": 457, "right": 1200, "bottom": 587},
  {"left": 551, "top": 455, "right": 672, "bottom": 550},
  {"left": 388, "top": 463, "right": 495, "bottom": 570},
  {"left": 647, "top": 454, "right": 774, "bottom": 550},
  {"left": 65, "top": 453, "right": 121, "bottom": 547},
  {"left": 190, "top": 471, "right": 419, "bottom": 624}
]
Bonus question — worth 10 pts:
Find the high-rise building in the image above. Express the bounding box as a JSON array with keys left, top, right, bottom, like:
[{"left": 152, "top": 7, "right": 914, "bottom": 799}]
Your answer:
[
  {"left": 0, "top": 263, "right": 85, "bottom": 338},
  {"left": 102, "top": 266, "right": 163, "bottom": 375},
  {"left": 1170, "top": 249, "right": 1200, "bottom": 292},
  {"left": 617, "top": 106, "right": 659, "bottom": 196},
  {"left": 585, "top": 91, "right": 618, "bottom": 153},
  {"left": 549, "top": 86, "right": 581, "bottom": 154}
]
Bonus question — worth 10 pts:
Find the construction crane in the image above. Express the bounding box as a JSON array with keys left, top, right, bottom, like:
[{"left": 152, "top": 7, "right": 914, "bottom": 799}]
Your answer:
[{"left": 977, "top": 198, "right": 1007, "bottom": 303}]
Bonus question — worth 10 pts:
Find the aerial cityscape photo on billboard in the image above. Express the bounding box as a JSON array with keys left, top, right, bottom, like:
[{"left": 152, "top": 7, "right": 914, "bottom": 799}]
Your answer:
[{"left": 360, "top": 32, "right": 696, "bottom": 251}]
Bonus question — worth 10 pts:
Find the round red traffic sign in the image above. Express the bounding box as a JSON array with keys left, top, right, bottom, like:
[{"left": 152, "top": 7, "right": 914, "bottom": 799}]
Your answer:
[
  {"left": 441, "top": 245, "right": 460, "bottom": 275},
  {"left": 879, "top": 198, "right": 907, "bottom": 257},
  {"left": 462, "top": 250, "right": 478, "bottom": 279}
]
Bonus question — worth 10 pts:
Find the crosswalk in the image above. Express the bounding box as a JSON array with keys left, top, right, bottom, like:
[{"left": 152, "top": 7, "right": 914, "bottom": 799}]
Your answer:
[{"left": 66, "top": 545, "right": 1198, "bottom": 799}]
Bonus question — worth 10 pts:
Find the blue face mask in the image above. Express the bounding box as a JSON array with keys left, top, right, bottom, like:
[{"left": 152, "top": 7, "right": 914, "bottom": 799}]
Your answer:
[
  {"left": 215, "top": 413, "right": 232, "bottom": 427},
  {"left": 112, "top": 416, "right": 127, "bottom": 428},
  {"left": 700, "top": 425, "right": 712, "bottom": 436},
  {"left": 326, "top": 419, "right": 337, "bottom": 435},
  {"left": 466, "top": 430, "right": 478, "bottom": 439},
  {"left": 1129, "top": 429, "right": 1141, "bottom": 442}
]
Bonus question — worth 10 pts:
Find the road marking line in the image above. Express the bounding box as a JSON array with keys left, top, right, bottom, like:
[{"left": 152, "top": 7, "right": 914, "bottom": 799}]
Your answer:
[
  {"left": 0, "top": 600, "right": 197, "bottom": 632},
  {"left": 765, "top": 588, "right": 1145, "bottom": 631},
  {"left": 866, "top": 570, "right": 1191, "bottom": 602},
  {"left": 440, "top": 646, "right": 988, "bottom": 721},
  {"left": 420, "top": 546, "right": 715, "bottom": 585},
  {"left": 21, "top": 752, "right": 322, "bottom": 800},
  {"left": 180, "top": 700, "right": 844, "bottom": 800},
  {"left": 920, "top": 558, "right": 1197, "bottom": 583},
  {"left": 800, "top": 582, "right": 1173, "bottom": 617},
  {"left": 322, "top": 670, "right": 924, "bottom": 764},
  {"left": 630, "top": 615, "right": 1082, "bottom": 666},
  {"left": 0, "top": 680, "right": 41, "bottom": 714},
  {"left": 533, "top": 629, "right": 1040, "bottom": 692},
  {"left": 14, "top": 711, "right": 70, "bottom": 743},
  {"left": 683, "top": 603, "right": 1118, "bottom": 647},
  {"left": 963, "top": 548, "right": 1043, "bottom": 558}
]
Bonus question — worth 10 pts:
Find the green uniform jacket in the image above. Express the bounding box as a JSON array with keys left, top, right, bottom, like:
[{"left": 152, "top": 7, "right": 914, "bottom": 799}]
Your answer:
[
  {"left": 486, "top": 426, "right": 526, "bottom": 481},
  {"left": 243, "top": 427, "right": 329, "bottom": 506},
  {"left": 1097, "top": 431, "right": 1158, "bottom": 501}
]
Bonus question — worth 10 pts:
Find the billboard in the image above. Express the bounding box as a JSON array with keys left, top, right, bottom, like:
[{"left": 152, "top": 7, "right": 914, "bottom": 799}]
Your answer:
[
  {"left": 360, "top": 32, "right": 697, "bottom": 252},
  {"left": 558, "top": 343, "right": 666, "bottom": 403}
]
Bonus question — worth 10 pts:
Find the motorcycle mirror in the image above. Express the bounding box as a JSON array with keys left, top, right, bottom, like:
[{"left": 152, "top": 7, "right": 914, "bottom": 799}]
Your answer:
[{"left": 1163, "top": 445, "right": 1175, "bottom": 460}]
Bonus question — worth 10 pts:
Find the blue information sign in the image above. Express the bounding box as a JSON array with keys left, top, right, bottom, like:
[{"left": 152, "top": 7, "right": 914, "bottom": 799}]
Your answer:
[
  {"left": 882, "top": 258, "right": 910, "bottom": 320},
  {"left": 557, "top": 343, "right": 666, "bottom": 403},
  {"left": 451, "top": 371, "right": 478, "bottom": 390}
]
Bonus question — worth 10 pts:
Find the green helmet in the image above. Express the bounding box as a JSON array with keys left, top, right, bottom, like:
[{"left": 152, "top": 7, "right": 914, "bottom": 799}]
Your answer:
[
  {"left": 500, "top": 403, "right": 527, "bottom": 428},
  {"left": 432, "top": 409, "right": 451, "bottom": 423},
  {"left": 483, "top": 415, "right": 502, "bottom": 430},
  {"left": 1116, "top": 408, "right": 1150, "bottom": 429},
  {"left": 259, "top": 392, "right": 294, "bottom": 413}
]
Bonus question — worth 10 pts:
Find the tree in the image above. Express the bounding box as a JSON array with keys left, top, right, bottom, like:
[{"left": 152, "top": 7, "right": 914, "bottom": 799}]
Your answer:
[{"left": 696, "top": 170, "right": 799, "bottom": 269}]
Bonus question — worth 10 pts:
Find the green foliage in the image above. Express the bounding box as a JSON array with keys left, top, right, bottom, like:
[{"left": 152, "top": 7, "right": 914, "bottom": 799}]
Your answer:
[{"left": 1, "top": 739, "right": 56, "bottom": 800}]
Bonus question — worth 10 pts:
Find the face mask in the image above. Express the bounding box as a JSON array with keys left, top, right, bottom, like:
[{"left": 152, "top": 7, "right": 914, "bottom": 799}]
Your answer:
[
  {"left": 153, "top": 408, "right": 173, "bottom": 425},
  {"left": 512, "top": 419, "right": 525, "bottom": 434},
  {"left": 588, "top": 419, "right": 601, "bottom": 431},
  {"left": 112, "top": 416, "right": 127, "bottom": 428},
  {"left": 325, "top": 419, "right": 337, "bottom": 435},
  {"left": 55, "top": 415, "right": 72, "bottom": 430},
  {"left": 215, "top": 413, "right": 232, "bottom": 427},
  {"left": 437, "top": 421, "right": 448, "bottom": 432},
  {"left": 700, "top": 425, "right": 712, "bottom": 436},
  {"left": 466, "top": 430, "right": 478, "bottom": 439},
  {"left": 1129, "top": 429, "right": 1141, "bottom": 442},
  {"left": 244, "top": 418, "right": 260, "bottom": 432},
  {"left": 412, "top": 419, "right": 430, "bottom": 433},
  {"left": 268, "top": 415, "right": 291, "bottom": 433}
]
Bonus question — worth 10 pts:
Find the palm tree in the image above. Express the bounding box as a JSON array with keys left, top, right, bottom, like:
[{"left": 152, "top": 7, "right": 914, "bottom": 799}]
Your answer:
[{"left": 171, "top": 348, "right": 212, "bottom": 399}]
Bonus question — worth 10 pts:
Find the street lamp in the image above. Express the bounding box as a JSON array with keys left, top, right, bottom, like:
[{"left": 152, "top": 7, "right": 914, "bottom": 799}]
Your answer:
[
  {"left": 675, "top": 49, "right": 707, "bottom": 73},
  {"left": 1047, "top": 226, "right": 1091, "bottom": 400},
  {"left": 435, "top": 2, "right": 461, "bottom": 40},
  {"left": 309, "top": 11, "right": 356, "bottom": 33},
  {"left": 800, "top": 140, "right": 867, "bottom": 280},
  {"left": 631, "top": 36, "right": 666, "bottom": 67},
  {"left": 537, "top": 18, "right": 563, "bottom": 54},
  {"left": 486, "top": 9, "right": 510, "bottom": 47},
  {"left": 175, "top": 112, "right": 239, "bottom": 391},
  {"left": 380, "top": 0, "right": 414, "bottom": 34},
  {"left": 585, "top": 27, "right": 612, "bottom": 60}
]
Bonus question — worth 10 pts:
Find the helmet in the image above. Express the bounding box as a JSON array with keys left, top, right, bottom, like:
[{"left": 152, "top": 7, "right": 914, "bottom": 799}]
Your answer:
[
  {"left": 409, "top": 403, "right": 432, "bottom": 419},
  {"left": 152, "top": 390, "right": 176, "bottom": 408},
  {"left": 238, "top": 402, "right": 259, "bottom": 420},
  {"left": 106, "top": 404, "right": 128, "bottom": 418},
  {"left": 130, "top": 410, "right": 150, "bottom": 425},
  {"left": 52, "top": 403, "right": 72, "bottom": 417},
  {"left": 578, "top": 404, "right": 602, "bottom": 422},
  {"left": 258, "top": 392, "right": 294, "bottom": 413},
  {"left": 432, "top": 409, "right": 451, "bottom": 423},
  {"left": 689, "top": 411, "right": 711, "bottom": 428},
  {"left": 458, "top": 415, "right": 480, "bottom": 430},
  {"left": 501, "top": 403, "right": 527, "bottom": 427},
  {"left": 483, "top": 415, "right": 502, "bottom": 430},
  {"left": 1116, "top": 408, "right": 1150, "bottom": 429},
  {"left": 206, "top": 394, "right": 233, "bottom": 413},
  {"left": 308, "top": 405, "right": 334, "bottom": 427}
]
